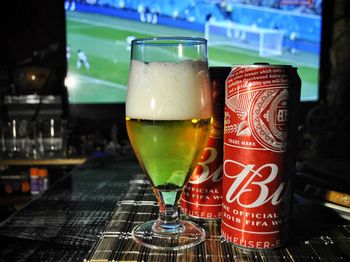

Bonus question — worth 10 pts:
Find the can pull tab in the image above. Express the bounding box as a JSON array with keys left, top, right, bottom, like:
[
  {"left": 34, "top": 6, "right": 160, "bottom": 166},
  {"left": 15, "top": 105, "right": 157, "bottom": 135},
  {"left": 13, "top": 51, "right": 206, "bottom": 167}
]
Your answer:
[{"left": 253, "top": 62, "right": 270, "bottom": 65}]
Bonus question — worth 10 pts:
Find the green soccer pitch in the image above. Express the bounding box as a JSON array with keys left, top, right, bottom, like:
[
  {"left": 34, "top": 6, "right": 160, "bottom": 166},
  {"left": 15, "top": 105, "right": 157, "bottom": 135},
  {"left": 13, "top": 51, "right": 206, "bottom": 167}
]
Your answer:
[{"left": 66, "top": 11, "right": 319, "bottom": 103}]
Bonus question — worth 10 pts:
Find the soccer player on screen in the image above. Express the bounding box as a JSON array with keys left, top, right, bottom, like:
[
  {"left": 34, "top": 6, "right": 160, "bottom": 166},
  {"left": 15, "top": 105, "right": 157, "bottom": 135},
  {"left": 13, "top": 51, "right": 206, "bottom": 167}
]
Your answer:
[{"left": 76, "top": 50, "right": 90, "bottom": 70}]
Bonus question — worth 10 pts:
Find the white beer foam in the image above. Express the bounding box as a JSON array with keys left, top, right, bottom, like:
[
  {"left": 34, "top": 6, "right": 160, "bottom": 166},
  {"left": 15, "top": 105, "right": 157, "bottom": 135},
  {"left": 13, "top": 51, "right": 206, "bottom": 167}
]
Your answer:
[{"left": 126, "top": 60, "right": 212, "bottom": 120}]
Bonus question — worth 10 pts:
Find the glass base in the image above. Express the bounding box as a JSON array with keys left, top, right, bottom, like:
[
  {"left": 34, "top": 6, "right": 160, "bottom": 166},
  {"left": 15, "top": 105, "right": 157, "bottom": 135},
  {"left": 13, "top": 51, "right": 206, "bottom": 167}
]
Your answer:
[{"left": 132, "top": 220, "right": 205, "bottom": 251}]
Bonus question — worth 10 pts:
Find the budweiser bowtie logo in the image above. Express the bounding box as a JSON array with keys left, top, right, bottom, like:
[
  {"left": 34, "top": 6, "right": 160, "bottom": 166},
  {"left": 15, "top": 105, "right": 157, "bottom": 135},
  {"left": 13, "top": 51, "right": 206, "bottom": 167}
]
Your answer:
[{"left": 223, "top": 160, "right": 286, "bottom": 208}]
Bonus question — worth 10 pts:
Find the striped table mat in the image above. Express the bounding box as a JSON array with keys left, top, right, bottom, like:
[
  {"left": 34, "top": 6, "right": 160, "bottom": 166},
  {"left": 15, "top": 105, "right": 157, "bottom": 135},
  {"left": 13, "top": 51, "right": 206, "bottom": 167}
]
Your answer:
[{"left": 84, "top": 175, "right": 350, "bottom": 261}]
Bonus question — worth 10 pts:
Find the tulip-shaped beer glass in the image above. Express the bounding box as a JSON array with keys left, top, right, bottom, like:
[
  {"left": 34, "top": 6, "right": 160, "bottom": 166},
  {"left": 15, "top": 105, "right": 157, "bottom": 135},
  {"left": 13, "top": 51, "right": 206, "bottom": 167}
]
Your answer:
[{"left": 126, "top": 37, "right": 213, "bottom": 250}]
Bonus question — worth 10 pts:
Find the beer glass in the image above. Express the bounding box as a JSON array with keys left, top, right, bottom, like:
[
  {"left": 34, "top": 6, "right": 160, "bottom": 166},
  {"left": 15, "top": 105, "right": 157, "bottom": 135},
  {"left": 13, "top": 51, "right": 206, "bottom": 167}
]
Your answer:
[
  {"left": 126, "top": 37, "right": 212, "bottom": 250},
  {"left": 38, "top": 118, "right": 63, "bottom": 156},
  {"left": 2, "top": 119, "right": 29, "bottom": 157}
]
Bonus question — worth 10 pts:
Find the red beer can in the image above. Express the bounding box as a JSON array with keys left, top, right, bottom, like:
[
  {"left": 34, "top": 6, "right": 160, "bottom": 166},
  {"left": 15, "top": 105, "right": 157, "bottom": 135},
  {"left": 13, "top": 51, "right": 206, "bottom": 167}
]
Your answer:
[
  {"left": 180, "top": 67, "right": 231, "bottom": 220},
  {"left": 222, "top": 64, "right": 301, "bottom": 249}
]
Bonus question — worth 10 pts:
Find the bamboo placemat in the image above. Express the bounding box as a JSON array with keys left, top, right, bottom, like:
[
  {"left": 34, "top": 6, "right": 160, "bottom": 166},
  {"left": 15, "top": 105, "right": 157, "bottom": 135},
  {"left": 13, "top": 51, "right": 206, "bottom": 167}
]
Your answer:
[{"left": 84, "top": 175, "right": 350, "bottom": 262}]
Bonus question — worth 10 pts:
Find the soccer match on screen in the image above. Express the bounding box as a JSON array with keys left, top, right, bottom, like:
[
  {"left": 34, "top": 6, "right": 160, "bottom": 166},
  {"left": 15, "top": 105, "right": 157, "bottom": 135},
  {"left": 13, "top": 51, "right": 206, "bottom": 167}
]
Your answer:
[{"left": 64, "top": 0, "right": 322, "bottom": 104}]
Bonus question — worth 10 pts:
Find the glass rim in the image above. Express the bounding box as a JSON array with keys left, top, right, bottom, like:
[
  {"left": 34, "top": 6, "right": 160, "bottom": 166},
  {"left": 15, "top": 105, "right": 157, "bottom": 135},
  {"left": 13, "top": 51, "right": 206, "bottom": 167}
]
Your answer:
[{"left": 131, "top": 37, "right": 207, "bottom": 46}]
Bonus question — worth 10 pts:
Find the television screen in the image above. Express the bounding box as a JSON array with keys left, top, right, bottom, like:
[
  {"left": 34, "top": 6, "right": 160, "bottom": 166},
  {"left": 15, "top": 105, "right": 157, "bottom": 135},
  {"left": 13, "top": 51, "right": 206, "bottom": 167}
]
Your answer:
[{"left": 65, "top": 0, "right": 325, "bottom": 104}]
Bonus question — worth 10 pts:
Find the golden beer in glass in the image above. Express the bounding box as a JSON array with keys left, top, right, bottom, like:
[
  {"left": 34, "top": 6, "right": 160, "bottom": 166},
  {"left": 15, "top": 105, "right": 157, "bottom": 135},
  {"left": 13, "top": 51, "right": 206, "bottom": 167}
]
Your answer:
[{"left": 126, "top": 37, "right": 212, "bottom": 250}]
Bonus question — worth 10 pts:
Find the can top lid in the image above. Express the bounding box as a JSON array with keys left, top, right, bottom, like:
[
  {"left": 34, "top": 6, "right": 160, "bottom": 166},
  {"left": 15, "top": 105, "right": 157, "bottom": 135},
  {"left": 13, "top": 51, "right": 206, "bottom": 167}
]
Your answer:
[
  {"left": 254, "top": 62, "right": 294, "bottom": 68},
  {"left": 232, "top": 63, "right": 294, "bottom": 68},
  {"left": 209, "top": 66, "right": 231, "bottom": 79},
  {"left": 253, "top": 62, "right": 270, "bottom": 65},
  {"left": 231, "top": 62, "right": 298, "bottom": 70}
]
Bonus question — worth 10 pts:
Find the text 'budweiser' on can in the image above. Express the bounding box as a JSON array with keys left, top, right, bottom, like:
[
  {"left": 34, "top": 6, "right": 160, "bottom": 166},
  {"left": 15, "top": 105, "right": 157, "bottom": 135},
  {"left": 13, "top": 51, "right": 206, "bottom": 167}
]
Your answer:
[
  {"left": 222, "top": 63, "right": 301, "bottom": 249},
  {"left": 180, "top": 67, "right": 231, "bottom": 220}
]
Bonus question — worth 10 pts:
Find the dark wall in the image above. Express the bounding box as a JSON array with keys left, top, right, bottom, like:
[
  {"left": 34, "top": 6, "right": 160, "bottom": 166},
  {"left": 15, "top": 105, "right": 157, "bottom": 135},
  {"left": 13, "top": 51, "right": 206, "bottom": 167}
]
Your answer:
[
  {"left": 0, "top": 0, "right": 66, "bottom": 96},
  {"left": 1, "top": 0, "right": 66, "bottom": 67},
  {"left": 299, "top": 0, "right": 350, "bottom": 160}
]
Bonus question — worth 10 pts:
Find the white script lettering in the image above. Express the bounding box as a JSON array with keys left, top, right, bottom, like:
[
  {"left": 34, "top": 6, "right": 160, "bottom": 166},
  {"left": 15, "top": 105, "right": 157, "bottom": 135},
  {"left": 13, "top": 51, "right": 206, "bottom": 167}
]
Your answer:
[
  {"left": 189, "top": 147, "right": 222, "bottom": 184},
  {"left": 223, "top": 160, "right": 285, "bottom": 208}
]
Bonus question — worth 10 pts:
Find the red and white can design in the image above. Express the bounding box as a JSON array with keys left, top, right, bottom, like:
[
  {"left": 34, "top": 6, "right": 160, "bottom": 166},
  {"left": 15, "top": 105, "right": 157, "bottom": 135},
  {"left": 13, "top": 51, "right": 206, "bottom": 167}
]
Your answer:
[
  {"left": 180, "top": 67, "right": 231, "bottom": 220},
  {"left": 222, "top": 64, "right": 301, "bottom": 249}
]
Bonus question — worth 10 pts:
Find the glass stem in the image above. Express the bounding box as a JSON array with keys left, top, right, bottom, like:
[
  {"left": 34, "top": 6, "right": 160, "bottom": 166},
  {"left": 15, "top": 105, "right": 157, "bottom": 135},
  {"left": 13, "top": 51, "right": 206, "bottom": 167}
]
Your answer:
[{"left": 152, "top": 188, "right": 184, "bottom": 234}]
